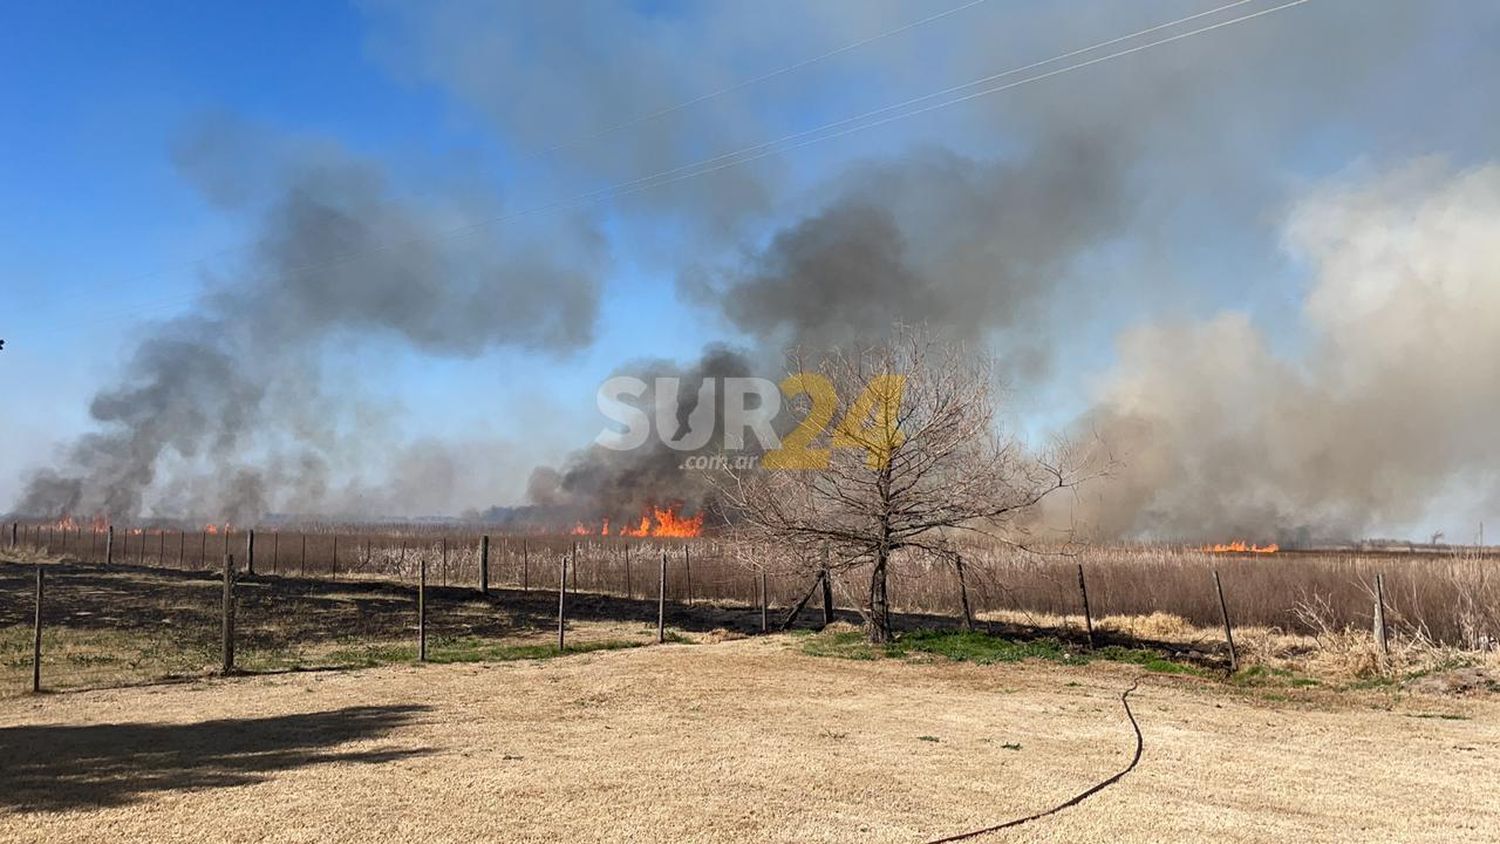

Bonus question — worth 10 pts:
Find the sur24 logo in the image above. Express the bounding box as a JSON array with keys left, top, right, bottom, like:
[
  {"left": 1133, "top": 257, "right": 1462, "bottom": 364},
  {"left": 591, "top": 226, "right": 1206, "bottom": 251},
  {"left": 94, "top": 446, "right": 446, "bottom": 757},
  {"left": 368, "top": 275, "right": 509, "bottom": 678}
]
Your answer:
[{"left": 595, "top": 373, "right": 906, "bottom": 469}]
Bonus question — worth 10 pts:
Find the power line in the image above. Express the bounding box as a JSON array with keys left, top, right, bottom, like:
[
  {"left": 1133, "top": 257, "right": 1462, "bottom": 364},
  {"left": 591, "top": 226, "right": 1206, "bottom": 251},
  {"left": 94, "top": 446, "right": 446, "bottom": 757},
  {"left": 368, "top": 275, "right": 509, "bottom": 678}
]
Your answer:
[
  {"left": 532, "top": 0, "right": 991, "bottom": 161},
  {"left": 620, "top": 0, "right": 1312, "bottom": 193},
  {"left": 46, "top": 0, "right": 1310, "bottom": 333}
]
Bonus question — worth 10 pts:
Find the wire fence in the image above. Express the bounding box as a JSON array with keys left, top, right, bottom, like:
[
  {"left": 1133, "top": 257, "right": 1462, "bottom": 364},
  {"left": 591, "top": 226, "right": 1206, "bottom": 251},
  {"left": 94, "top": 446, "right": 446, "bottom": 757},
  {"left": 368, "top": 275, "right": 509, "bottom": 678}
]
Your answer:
[{"left": 4, "top": 521, "right": 1498, "bottom": 696}]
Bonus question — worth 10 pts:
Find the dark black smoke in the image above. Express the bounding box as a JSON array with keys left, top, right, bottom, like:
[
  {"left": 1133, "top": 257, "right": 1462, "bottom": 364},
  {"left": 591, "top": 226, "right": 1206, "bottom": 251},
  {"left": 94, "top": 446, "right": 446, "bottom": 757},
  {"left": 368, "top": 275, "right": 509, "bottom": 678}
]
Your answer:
[
  {"left": 526, "top": 345, "right": 755, "bottom": 522},
  {"left": 682, "top": 143, "right": 1126, "bottom": 381},
  {"left": 18, "top": 121, "right": 604, "bottom": 523}
]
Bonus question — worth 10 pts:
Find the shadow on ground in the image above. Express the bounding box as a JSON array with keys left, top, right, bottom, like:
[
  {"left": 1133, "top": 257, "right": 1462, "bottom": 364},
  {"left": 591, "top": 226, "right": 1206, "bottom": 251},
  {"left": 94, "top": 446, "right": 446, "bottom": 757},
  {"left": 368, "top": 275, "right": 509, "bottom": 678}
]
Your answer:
[{"left": 0, "top": 704, "right": 431, "bottom": 812}]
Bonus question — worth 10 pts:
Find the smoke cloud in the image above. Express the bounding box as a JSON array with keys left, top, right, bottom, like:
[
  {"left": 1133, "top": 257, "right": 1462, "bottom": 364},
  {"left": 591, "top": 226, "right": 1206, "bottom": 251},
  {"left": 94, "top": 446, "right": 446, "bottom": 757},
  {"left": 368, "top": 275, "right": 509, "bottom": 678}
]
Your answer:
[
  {"left": 526, "top": 345, "right": 755, "bottom": 522},
  {"left": 1068, "top": 162, "right": 1500, "bottom": 541},
  {"left": 18, "top": 121, "right": 604, "bottom": 522},
  {"left": 16, "top": 1, "right": 1500, "bottom": 541}
]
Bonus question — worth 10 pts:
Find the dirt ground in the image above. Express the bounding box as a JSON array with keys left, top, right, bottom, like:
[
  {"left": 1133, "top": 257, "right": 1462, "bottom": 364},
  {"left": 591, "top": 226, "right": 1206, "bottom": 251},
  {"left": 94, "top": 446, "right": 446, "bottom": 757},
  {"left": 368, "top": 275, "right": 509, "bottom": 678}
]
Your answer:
[{"left": 1, "top": 637, "right": 1496, "bottom": 843}]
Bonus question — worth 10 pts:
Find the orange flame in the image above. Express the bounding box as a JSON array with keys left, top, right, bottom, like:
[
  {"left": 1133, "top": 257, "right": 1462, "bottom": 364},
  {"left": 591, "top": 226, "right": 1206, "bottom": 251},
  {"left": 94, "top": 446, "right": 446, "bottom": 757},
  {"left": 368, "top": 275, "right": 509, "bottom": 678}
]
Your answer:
[
  {"left": 569, "top": 505, "right": 704, "bottom": 538},
  {"left": 620, "top": 514, "right": 653, "bottom": 537},
  {"left": 650, "top": 505, "right": 704, "bottom": 537},
  {"left": 47, "top": 514, "right": 108, "bottom": 531},
  {"left": 1201, "top": 540, "right": 1279, "bottom": 554}
]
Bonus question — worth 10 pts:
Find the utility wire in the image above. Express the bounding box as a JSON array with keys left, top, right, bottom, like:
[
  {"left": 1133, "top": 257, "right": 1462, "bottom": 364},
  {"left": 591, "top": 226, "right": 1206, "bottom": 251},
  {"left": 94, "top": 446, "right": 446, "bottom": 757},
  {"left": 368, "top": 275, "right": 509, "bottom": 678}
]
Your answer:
[
  {"left": 569, "top": 0, "right": 1308, "bottom": 199},
  {"left": 531, "top": 0, "right": 991, "bottom": 161},
  {"left": 593, "top": 0, "right": 1270, "bottom": 194}
]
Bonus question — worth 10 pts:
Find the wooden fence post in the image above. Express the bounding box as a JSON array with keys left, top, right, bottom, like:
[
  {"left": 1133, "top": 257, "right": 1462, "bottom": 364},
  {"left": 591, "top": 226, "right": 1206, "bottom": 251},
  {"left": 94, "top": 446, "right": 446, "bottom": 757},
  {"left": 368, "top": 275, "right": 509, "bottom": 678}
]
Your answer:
[
  {"left": 300, "top": 533, "right": 307, "bottom": 577},
  {"left": 1077, "top": 563, "right": 1096, "bottom": 649},
  {"left": 1374, "top": 573, "right": 1390, "bottom": 659},
  {"left": 684, "top": 544, "right": 693, "bottom": 605},
  {"left": 522, "top": 539, "right": 529, "bottom": 592},
  {"left": 271, "top": 531, "right": 278, "bottom": 575},
  {"left": 955, "top": 553, "right": 975, "bottom": 631},
  {"left": 1213, "top": 570, "right": 1237, "bottom": 672},
  {"left": 331, "top": 533, "right": 338, "bottom": 580},
  {"left": 657, "top": 551, "right": 667, "bottom": 644},
  {"left": 245, "top": 529, "right": 256, "bottom": 576},
  {"left": 178, "top": 530, "right": 186, "bottom": 569},
  {"left": 570, "top": 541, "right": 578, "bottom": 595},
  {"left": 441, "top": 537, "right": 449, "bottom": 588},
  {"left": 558, "top": 551, "right": 568, "bottom": 651},
  {"left": 419, "top": 553, "right": 428, "bottom": 662},
  {"left": 9, "top": 522, "right": 16, "bottom": 548},
  {"left": 32, "top": 566, "right": 44, "bottom": 693},
  {"left": 105, "top": 525, "right": 114, "bottom": 565},
  {"left": 820, "top": 569, "right": 834, "bottom": 628},
  {"left": 222, "top": 553, "right": 236, "bottom": 674},
  {"left": 200, "top": 530, "right": 207, "bottom": 569},
  {"left": 480, "top": 534, "right": 490, "bottom": 595},
  {"left": 760, "top": 570, "right": 769, "bottom": 634}
]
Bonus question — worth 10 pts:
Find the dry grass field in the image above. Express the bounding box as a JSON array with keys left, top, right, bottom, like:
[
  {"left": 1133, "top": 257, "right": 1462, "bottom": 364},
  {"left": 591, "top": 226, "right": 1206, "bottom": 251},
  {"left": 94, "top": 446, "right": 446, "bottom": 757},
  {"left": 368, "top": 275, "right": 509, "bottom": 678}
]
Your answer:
[
  {"left": 12, "top": 525, "right": 1500, "bottom": 649},
  {"left": 2, "top": 551, "right": 1498, "bottom": 842},
  {"left": 2, "top": 635, "right": 1498, "bottom": 843}
]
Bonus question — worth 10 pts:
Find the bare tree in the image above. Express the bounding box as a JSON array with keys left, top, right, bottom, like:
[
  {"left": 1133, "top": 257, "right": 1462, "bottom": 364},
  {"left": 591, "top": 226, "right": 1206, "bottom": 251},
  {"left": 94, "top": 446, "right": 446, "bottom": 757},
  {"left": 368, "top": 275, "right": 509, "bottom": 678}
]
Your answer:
[{"left": 717, "top": 326, "right": 1095, "bottom": 642}]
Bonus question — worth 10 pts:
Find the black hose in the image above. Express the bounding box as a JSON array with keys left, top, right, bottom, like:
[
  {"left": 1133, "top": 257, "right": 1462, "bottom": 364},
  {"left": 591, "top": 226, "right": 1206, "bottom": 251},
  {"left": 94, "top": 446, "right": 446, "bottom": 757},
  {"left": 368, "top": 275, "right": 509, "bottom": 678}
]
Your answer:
[{"left": 924, "top": 678, "right": 1145, "bottom": 843}]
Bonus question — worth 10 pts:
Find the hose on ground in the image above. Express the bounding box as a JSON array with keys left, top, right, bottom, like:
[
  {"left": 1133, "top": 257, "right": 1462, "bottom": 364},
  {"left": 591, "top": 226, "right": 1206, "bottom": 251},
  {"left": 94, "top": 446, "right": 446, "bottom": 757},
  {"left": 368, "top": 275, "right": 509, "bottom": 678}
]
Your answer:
[{"left": 923, "top": 678, "right": 1145, "bottom": 843}]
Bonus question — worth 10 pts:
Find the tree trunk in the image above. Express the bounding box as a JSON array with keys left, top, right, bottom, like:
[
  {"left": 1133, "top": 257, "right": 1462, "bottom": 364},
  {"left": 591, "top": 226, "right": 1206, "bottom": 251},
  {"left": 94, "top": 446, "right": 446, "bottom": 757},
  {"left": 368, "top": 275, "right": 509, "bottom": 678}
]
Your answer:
[{"left": 867, "top": 549, "right": 892, "bottom": 643}]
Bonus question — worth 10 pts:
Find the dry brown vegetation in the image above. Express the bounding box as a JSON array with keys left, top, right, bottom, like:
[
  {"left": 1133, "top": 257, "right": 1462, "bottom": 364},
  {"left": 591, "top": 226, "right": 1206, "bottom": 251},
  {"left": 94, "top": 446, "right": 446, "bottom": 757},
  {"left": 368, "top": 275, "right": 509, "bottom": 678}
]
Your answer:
[
  {"left": 12, "top": 527, "right": 1500, "bottom": 648},
  {"left": 6, "top": 526, "right": 1499, "bottom": 697}
]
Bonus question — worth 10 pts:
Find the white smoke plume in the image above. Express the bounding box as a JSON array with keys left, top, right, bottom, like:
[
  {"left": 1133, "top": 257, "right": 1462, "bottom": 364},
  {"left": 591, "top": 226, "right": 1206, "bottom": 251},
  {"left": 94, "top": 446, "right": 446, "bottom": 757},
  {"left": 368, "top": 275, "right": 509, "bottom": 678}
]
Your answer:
[{"left": 1070, "top": 161, "right": 1500, "bottom": 541}]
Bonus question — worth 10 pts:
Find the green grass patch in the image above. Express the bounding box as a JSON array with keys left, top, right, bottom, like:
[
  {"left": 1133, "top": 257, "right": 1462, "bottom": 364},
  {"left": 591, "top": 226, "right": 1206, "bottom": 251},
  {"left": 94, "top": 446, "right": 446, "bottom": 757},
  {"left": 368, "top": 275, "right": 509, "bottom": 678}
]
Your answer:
[
  {"left": 426, "top": 636, "right": 643, "bottom": 664},
  {"left": 1230, "top": 664, "right": 1317, "bottom": 687},
  {"left": 1407, "top": 712, "right": 1470, "bottom": 721},
  {"left": 797, "top": 627, "right": 1205, "bottom": 676},
  {"left": 800, "top": 629, "right": 882, "bottom": 660},
  {"left": 1092, "top": 645, "right": 1207, "bottom": 676},
  {"left": 888, "top": 630, "right": 1071, "bottom": 665},
  {"left": 320, "top": 641, "right": 416, "bottom": 668}
]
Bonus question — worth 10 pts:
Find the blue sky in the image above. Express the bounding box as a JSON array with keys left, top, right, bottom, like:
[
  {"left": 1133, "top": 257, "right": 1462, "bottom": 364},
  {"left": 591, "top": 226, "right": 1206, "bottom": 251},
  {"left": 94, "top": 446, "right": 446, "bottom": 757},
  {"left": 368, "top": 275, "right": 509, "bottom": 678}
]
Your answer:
[{"left": 4, "top": 1, "right": 1498, "bottom": 535}]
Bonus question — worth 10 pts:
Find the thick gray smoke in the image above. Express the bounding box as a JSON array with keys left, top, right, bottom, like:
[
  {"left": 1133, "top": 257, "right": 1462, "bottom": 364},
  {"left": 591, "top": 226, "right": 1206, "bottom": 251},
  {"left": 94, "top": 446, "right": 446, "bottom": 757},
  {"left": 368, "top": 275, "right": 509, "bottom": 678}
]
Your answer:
[
  {"left": 512, "top": 0, "right": 1498, "bottom": 535},
  {"left": 681, "top": 144, "right": 1126, "bottom": 380},
  {"left": 18, "top": 121, "right": 604, "bottom": 522},
  {"left": 1063, "top": 162, "right": 1500, "bottom": 542},
  {"left": 19, "top": 1, "right": 1500, "bottom": 539},
  {"left": 526, "top": 346, "right": 755, "bottom": 522}
]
